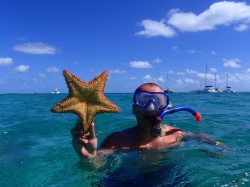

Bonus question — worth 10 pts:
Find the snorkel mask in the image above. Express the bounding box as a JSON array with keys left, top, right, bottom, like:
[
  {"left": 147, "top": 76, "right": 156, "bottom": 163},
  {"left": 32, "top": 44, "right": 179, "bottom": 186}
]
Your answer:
[
  {"left": 133, "top": 91, "right": 170, "bottom": 110},
  {"left": 133, "top": 91, "right": 201, "bottom": 138}
]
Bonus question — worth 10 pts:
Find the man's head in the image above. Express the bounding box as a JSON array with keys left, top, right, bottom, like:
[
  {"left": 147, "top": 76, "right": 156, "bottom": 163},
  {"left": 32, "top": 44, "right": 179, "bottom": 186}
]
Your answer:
[
  {"left": 132, "top": 83, "right": 169, "bottom": 129},
  {"left": 133, "top": 83, "right": 169, "bottom": 110},
  {"left": 134, "top": 83, "right": 163, "bottom": 93}
]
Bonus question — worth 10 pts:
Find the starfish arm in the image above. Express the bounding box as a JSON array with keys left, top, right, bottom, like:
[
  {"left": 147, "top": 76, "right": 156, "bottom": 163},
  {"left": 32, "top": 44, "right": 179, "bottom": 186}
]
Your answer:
[
  {"left": 51, "top": 97, "right": 80, "bottom": 112},
  {"left": 51, "top": 70, "right": 120, "bottom": 133}
]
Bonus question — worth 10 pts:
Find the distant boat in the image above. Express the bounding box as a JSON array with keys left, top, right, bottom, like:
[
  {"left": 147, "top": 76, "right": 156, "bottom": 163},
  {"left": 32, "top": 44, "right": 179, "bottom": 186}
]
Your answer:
[
  {"left": 194, "top": 64, "right": 216, "bottom": 93},
  {"left": 224, "top": 86, "right": 235, "bottom": 93},
  {"left": 223, "top": 72, "right": 235, "bottom": 93},
  {"left": 52, "top": 88, "right": 60, "bottom": 94},
  {"left": 164, "top": 73, "right": 174, "bottom": 93},
  {"left": 214, "top": 87, "right": 222, "bottom": 92},
  {"left": 196, "top": 85, "right": 216, "bottom": 93},
  {"left": 164, "top": 88, "right": 174, "bottom": 93}
]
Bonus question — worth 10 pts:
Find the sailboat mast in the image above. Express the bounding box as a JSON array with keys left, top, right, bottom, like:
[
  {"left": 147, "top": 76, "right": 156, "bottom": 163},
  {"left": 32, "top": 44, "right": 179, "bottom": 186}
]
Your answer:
[
  {"left": 227, "top": 72, "right": 229, "bottom": 87},
  {"left": 205, "top": 63, "right": 208, "bottom": 87},
  {"left": 214, "top": 73, "right": 217, "bottom": 88},
  {"left": 166, "top": 73, "right": 168, "bottom": 89},
  {"left": 199, "top": 77, "right": 204, "bottom": 90}
]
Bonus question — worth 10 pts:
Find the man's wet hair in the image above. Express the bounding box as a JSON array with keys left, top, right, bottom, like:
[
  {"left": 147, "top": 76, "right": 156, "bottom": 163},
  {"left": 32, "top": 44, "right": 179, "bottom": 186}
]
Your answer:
[{"left": 134, "top": 83, "right": 163, "bottom": 95}]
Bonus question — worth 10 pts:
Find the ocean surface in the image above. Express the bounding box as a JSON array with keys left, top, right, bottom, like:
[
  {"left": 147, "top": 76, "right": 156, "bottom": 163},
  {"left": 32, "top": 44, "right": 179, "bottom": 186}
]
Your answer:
[{"left": 1, "top": 92, "right": 250, "bottom": 187}]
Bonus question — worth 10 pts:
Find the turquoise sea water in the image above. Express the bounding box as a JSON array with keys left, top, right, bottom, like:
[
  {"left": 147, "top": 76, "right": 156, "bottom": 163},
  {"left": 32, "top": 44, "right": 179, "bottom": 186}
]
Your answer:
[{"left": 1, "top": 92, "right": 250, "bottom": 186}]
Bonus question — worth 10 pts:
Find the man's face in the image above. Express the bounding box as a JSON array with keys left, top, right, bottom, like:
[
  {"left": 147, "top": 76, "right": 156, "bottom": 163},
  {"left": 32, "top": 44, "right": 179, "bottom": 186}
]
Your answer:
[{"left": 133, "top": 85, "right": 166, "bottom": 127}]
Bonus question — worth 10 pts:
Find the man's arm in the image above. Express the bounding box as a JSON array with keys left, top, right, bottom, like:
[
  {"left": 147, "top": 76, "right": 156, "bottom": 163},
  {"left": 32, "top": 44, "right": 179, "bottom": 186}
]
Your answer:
[{"left": 183, "top": 132, "right": 226, "bottom": 147}]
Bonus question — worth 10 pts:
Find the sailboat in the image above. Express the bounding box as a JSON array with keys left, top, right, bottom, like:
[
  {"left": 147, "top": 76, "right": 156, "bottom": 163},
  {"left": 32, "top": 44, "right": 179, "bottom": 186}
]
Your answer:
[
  {"left": 164, "top": 88, "right": 174, "bottom": 93},
  {"left": 223, "top": 72, "right": 235, "bottom": 93},
  {"left": 195, "top": 64, "right": 216, "bottom": 93},
  {"left": 214, "top": 73, "right": 222, "bottom": 92},
  {"left": 52, "top": 88, "right": 60, "bottom": 94},
  {"left": 164, "top": 73, "right": 174, "bottom": 93}
]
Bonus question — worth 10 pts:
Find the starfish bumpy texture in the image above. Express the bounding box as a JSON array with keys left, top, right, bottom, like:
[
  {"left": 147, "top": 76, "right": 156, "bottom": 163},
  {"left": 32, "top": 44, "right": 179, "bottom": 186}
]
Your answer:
[{"left": 51, "top": 70, "right": 120, "bottom": 133}]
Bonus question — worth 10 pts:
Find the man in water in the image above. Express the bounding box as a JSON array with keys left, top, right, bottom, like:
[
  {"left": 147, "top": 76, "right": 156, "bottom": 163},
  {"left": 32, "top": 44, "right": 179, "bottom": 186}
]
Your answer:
[{"left": 71, "top": 83, "right": 222, "bottom": 159}]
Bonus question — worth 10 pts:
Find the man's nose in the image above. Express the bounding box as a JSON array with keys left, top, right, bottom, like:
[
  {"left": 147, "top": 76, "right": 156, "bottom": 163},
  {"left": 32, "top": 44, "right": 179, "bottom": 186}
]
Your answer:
[{"left": 146, "top": 102, "right": 156, "bottom": 111}]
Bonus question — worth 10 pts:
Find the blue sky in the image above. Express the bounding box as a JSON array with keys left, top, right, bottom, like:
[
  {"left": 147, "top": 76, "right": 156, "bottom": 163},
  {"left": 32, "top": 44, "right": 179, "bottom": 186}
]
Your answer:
[{"left": 1, "top": 0, "right": 250, "bottom": 93}]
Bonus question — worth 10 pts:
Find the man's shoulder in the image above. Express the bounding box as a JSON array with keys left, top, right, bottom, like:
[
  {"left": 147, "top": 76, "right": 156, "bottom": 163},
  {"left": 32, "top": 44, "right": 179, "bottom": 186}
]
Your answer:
[
  {"left": 110, "top": 126, "right": 134, "bottom": 136},
  {"left": 162, "top": 125, "right": 186, "bottom": 136},
  {"left": 162, "top": 125, "right": 183, "bottom": 131},
  {"left": 100, "top": 127, "right": 133, "bottom": 149},
  {"left": 107, "top": 130, "right": 128, "bottom": 138}
]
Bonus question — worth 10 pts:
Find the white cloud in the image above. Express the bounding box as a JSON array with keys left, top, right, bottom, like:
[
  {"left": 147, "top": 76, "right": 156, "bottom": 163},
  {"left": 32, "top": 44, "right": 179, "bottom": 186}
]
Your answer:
[
  {"left": 245, "top": 69, "right": 250, "bottom": 73},
  {"left": 130, "top": 61, "right": 152, "bottom": 68},
  {"left": 46, "top": 67, "right": 61, "bottom": 72},
  {"left": 168, "top": 1, "right": 250, "bottom": 32},
  {"left": 183, "top": 78, "right": 198, "bottom": 84},
  {"left": 210, "top": 68, "right": 217, "bottom": 72},
  {"left": 176, "top": 79, "right": 183, "bottom": 85},
  {"left": 223, "top": 58, "right": 241, "bottom": 68},
  {"left": 157, "top": 77, "right": 164, "bottom": 83},
  {"left": 233, "top": 73, "right": 250, "bottom": 83},
  {"left": 195, "top": 72, "right": 215, "bottom": 81},
  {"left": 32, "top": 77, "right": 42, "bottom": 83},
  {"left": 196, "top": 73, "right": 206, "bottom": 79},
  {"left": 153, "top": 58, "right": 162, "bottom": 63},
  {"left": 10, "top": 65, "right": 30, "bottom": 73},
  {"left": 135, "top": 1, "right": 250, "bottom": 40},
  {"left": 128, "top": 77, "right": 136, "bottom": 80},
  {"left": 187, "top": 50, "right": 196, "bottom": 54},
  {"left": 168, "top": 70, "right": 175, "bottom": 74},
  {"left": 211, "top": 51, "right": 216, "bottom": 55},
  {"left": 135, "top": 19, "right": 176, "bottom": 38},
  {"left": 15, "top": 37, "right": 26, "bottom": 41},
  {"left": 13, "top": 42, "right": 59, "bottom": 54},
  {"left": 143, "top": 74, "right": 152, "bottom": 81},
  {"left": 234, "top": 24, "right": 249, "bottom": 31},
  {"left": 187, "top": 50, "right": 202, "bottom": 54},
  {"left": 172, "top": 46, "right": 180, "bottom": 53},
  {"left": 0, "top": 57, "right": 13, "bottom": 66},
  {"left": 206, "top": 73, "right": 215, "bottom": 80},
  {"left": 186, "top": 69, "right": 197, "bottom": 74},
  {"left": 39, "top": 74, "right": 46, "bottom": 78},
  {"left": 143, "top": 74, "right": 165, "bottom": 83},
  {"left": 72, "top": 61, "right": 80, "bottom": 65},
  {"left": 177, "top": 72, "right": 185, "bottom": 75},
  {"left": 32, "top": 74, "right": 47, "bottom": 82},
  {"left": 109, "top": 69, "right": 127, "bottom": 74}
]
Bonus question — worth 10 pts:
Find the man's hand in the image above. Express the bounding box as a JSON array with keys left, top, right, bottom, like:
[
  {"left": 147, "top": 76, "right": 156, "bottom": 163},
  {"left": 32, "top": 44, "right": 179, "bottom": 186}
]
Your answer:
[{"left": 71, "top": 121, "right": 98, "bottom": 159}]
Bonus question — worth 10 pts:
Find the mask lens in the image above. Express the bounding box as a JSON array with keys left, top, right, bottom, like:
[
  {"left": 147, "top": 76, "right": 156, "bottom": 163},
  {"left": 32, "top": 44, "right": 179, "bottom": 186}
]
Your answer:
[{"left": 135, "top": 92, "right": 168, "bottom": 109}]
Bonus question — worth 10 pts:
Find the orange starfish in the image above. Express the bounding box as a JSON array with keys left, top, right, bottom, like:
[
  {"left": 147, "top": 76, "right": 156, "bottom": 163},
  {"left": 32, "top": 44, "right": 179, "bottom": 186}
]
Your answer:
[{"left": 51, "top": 70, "right": 120, "bottom": 133}]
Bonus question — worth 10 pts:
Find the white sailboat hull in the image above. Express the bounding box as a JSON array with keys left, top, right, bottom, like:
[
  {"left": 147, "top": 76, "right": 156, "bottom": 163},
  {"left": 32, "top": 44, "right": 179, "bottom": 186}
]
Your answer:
[
  {"left": 223, "top": 89, "right": 235, "bottom": 93},
  {"left": 52, "top": 88, "right": 60, "bottom": 94},
  {"left": 196, "top": 88, "right": 216, "bottom": 93},
  {"left": 164, "top": 88, "right": 174, "bottom": 93}
]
